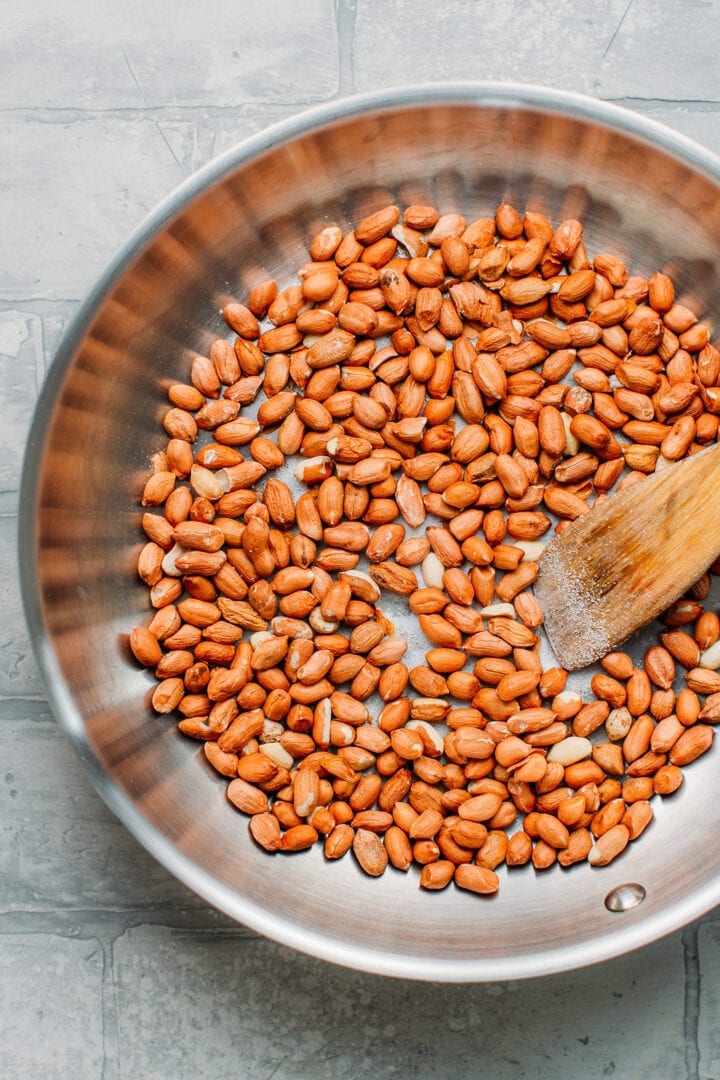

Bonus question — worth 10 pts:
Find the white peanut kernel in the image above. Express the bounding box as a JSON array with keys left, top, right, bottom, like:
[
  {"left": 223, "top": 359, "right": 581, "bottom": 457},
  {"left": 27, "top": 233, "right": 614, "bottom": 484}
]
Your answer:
[
  {"left": 700, "top": 642, "right": 720, "bottom": 670},
  {"left": 421, "top": 552, "right": 445, "bottom": 590},
  {"left": 547, "top": 736, "right": 593, "bottom": 766}
]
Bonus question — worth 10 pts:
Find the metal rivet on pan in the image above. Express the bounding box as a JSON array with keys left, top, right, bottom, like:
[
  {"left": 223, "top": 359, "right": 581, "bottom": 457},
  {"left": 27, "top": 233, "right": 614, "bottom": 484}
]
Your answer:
[{"left": 604, "top": 883, "right": 646, "bottom": 912}]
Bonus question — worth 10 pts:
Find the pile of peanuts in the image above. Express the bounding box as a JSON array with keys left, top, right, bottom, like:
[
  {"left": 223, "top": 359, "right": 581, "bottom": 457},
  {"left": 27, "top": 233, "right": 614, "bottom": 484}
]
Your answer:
[{"left": 132, "top": 199, "right": 720, "bottom": 896}]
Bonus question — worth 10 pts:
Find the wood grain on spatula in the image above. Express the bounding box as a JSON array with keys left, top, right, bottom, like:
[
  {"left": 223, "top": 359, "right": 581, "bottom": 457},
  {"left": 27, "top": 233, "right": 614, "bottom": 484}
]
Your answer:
[{"left": 535, "top": 442, "right": 720, "bottom": 671}]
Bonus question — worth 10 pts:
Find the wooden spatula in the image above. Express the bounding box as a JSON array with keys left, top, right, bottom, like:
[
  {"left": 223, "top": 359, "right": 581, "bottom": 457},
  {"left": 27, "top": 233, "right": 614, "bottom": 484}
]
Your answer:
[{"left": 534, "top": 442, "right": 720, "bottom": 671}]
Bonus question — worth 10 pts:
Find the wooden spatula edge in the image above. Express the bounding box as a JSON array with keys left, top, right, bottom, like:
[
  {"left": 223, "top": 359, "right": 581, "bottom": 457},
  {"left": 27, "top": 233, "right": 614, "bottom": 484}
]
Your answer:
[{"left": 534, "top": 442, "right": 720, "bottom": 670}]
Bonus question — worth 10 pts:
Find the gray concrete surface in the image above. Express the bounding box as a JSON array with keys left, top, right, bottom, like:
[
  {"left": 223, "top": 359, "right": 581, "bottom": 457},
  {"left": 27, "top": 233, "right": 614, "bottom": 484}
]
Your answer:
[{"left": 3, "top": 1, "right": 720, "bottom": 1077}]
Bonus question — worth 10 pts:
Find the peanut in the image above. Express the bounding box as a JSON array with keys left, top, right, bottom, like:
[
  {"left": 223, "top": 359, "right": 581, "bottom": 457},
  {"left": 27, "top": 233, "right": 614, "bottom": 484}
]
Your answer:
[{"left": 132, "top": 198, "right": 720, "bottom": 902}]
